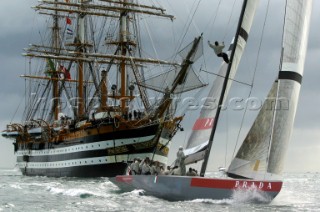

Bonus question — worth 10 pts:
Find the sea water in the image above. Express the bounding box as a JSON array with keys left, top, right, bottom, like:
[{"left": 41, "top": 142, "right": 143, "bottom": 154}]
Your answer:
[{"left": 0, "top": 169, "right": 319, "bottom": 212}]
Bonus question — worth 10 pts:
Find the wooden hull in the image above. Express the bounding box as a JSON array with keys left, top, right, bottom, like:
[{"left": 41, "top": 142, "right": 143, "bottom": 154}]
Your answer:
[{"left": 110, "top": 175, "right": 283, "bottom": 201}]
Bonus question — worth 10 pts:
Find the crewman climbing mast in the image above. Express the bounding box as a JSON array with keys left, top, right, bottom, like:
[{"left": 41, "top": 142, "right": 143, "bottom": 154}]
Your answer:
[{"left": 208, "top": 40, "right": 230, "bottom": 64}]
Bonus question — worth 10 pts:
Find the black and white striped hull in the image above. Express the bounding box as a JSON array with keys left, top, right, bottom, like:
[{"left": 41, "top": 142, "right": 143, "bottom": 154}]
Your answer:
[{"left": 15, "top": 124, "right": 171, "bottom": 177}]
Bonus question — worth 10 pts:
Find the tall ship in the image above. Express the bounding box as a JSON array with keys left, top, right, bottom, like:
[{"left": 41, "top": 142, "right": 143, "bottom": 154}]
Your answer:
[{"left": 1, "top": 0, "right": 205, "bottom": 177}]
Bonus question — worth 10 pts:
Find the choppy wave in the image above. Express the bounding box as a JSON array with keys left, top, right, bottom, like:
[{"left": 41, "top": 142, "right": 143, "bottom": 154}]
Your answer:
[
  {"left": 46, "top": 186, "right": 95, "bottom": 198},
  {"left": 0, "top": 171, "right": 319, "bottom": 212},
  {"left": 0, "top": 168, "right": 22, "bottom": 176}
]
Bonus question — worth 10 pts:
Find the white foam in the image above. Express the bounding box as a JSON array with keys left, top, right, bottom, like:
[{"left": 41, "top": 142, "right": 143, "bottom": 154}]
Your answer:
[
  {"left": 46, "top": 186, "right": 96, "bottom": 198},
  {"left": 9, "top": 184, "right": 22, "bottom": 189},
  {"left": 190, "top": 198, "right": 233, "bottom": 205},
  {"left": 232, "top": 186, "right": 272, "bottom": 203}
]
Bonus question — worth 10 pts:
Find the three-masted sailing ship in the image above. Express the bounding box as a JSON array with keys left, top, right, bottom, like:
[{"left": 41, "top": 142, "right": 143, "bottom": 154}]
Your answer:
[{"left": 1, "top": 0, "right": 206, "bottom": 177}]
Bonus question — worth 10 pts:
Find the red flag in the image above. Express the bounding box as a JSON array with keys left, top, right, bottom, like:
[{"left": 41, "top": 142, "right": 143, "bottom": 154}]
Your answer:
[
  {"left": 65, "top": 70, "right": 71, "bottom": 80},
  {"left": 63, "top": 66, "right": 71, "bottom": 80},
  {"left": 66, "top": 17, "right": 72, "bottom": 25},
  {"left": 60, "top": 65, "right": 71, "bottom": 80}
]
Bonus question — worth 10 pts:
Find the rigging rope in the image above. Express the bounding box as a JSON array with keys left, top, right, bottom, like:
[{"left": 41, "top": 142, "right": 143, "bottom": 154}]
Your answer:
[
  {"left": 202, "top": 0, "right": 237, "bottom": 86},
  {"left": 231, "top": 0, "right": 272, "bottom": 159},
  {"left": 204, "top": 0, "right": 222, "bottom": 36},
  {"left": 173, "top": 0, "right": 203, "bottom": 60},
  {"left": 224, "top": 106, "right": 229, "bottom": 167},
  {"left": 222, "top": 0, "right": 237, "bottom": 40},
  {"left": 202, "top": 70, "right": 252, "bottom": 87}
]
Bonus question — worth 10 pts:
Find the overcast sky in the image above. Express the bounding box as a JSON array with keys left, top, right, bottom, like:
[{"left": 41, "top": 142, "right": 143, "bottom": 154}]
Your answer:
[{"left": 0, "top": 0, "right": 319, "bottom": 173}]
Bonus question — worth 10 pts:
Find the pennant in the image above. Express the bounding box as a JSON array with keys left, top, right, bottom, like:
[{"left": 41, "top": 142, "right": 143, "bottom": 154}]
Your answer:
[
  {"left": 66, "top": 17, "right": 72, "bottom": 25},
  {"left": 66, "top": 28, "right": 73, "bottom": 35}
]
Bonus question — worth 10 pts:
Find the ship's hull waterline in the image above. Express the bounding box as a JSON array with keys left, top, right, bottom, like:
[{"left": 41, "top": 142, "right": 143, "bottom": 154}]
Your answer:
[{"left": 14, "top": 123, "right": 171, "bottom": 177}]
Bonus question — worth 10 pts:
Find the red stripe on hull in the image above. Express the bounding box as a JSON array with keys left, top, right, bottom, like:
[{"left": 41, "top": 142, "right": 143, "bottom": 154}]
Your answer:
[
  {"left": 190, "top": 178, "right": 282, "bottom": 192},
  {"left": 116, "top": 175, "right": 133, "bottom": 183}
]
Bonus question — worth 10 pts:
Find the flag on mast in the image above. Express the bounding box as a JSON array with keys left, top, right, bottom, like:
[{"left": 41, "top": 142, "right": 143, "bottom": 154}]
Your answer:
[{"left": 66, "top": 17, "right": 72, "bottom": 25}]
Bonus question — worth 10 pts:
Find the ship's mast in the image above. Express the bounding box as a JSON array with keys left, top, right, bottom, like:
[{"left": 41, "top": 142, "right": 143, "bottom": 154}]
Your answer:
[
  {"left": 77, "top": 0, "right": 85, "bottom": 117},
  {"left": 52, "top": 0, "right": 60, "bottom": 120},
  {"left": 119, "top": 0, "right": 129, "bottom": 112},
  {"left": 25, "top": 0, "right": 176, "bottom": 119},
  {"left": 119, "top": 0, "right": 128, "bottom": 112}
]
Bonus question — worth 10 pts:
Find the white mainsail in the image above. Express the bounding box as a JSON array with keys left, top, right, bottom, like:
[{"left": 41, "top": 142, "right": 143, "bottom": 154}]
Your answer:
[
  {"left": 228, "top": 0, "right": 313, "bottom": 180},
  {"left": 184, "top": 0, "right": 260, "bottom": 165}
]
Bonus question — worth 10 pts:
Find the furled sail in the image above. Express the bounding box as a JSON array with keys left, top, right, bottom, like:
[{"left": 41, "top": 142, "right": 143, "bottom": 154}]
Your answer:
[
  {"left": 184, "top": 0, "right": 260, "bottom": 165},
  {"left": 139, "top": 67, "right": 206, "bottom": 94},
  {"left": 138, "top": 39, "right": 206, "bottom": 94},
  {"left": 228, "top": 0, "right": 313, "bottom": 180}
]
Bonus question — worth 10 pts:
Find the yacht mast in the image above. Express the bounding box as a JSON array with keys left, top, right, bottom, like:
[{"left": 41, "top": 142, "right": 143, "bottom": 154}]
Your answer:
[{"left": 200, "top": 0, "right": 249, "bottom": 177}]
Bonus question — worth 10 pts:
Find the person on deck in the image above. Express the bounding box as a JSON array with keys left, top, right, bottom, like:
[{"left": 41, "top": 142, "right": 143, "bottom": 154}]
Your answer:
[
  {"left": 159, "top": 165, "right": 165, "bottom": 175},
  {"left": 174, "top": 146, "right": 186, "bottom": 176},
  {"left": 164, "top": 166, "right": 172, "bottom": 175},
  {"left": 151, "top": 161, "right": 162, "bottom": 175},
  {"left": 140, "top": 157, "right": 151, "bottom": 175},
  {"left": 186, "top": 167, "right": 197, "bottom": 176},
  {"left": 208, "top": 41, "right": 230, "bottom": 64},
  {"left": 130, "top": 158, "right": 141, "bottom": 175}
]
